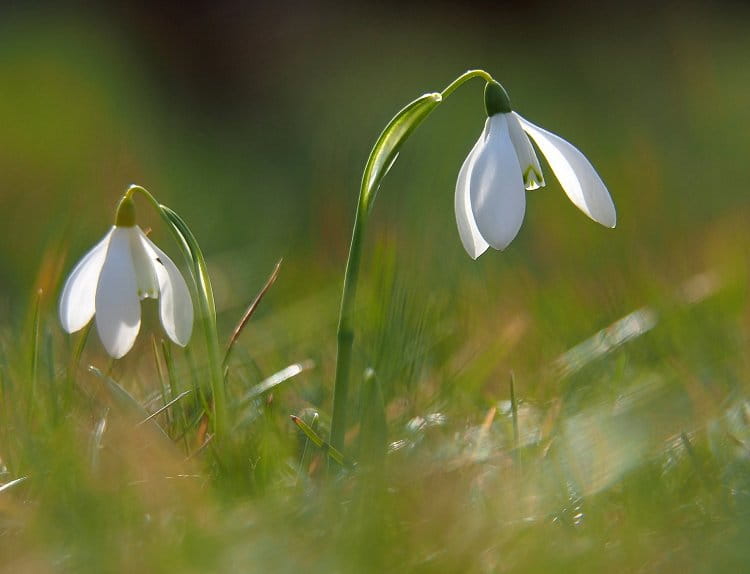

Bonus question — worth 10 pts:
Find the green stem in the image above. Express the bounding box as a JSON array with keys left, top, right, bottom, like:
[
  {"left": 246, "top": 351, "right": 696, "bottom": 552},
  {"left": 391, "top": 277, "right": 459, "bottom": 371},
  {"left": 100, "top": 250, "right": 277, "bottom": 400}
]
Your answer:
[
  {"left": 125, "top": 185, "right": 227, "bottom": 443},
  {"left": 440, "top": 69, "right": 494, "bottom": 99},
  {"left": 330, "top": 209, "right": 365, "bottom": 453},
  {"left": 329, "top": 69, "right": 493, "bottom": 456}
]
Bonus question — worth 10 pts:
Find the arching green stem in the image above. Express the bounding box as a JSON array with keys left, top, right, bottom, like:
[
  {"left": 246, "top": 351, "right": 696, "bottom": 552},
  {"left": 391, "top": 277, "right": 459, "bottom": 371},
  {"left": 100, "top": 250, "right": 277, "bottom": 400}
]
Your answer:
[
  {"left": 329, "top": 69, "right": 494, "bottom": 457},
  {"left": 125, "top": 184, "right": 227, "bottom": 443},
  {"left": 440, "top": 69, "right": 494, "bottom": 99},
  {"left": 330, "top": 208, "right": 366, "bottom": 454}
]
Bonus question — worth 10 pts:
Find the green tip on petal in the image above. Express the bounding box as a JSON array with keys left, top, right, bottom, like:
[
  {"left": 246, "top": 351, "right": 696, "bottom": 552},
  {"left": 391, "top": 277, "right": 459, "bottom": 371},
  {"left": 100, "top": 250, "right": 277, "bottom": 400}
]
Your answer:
[
  {"left": 114, "top": 195, "right": 136, "bottom": 227},
  {"left": 484, "top": 80, "right": 512, "bottom": 116}
]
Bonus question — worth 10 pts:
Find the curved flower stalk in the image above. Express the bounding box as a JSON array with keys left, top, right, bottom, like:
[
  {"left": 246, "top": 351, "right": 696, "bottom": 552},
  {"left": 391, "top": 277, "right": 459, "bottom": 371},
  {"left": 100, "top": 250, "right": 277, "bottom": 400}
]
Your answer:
[
  {"left": 330, "top": 70, "right": 617, "bottom": 461},
  {"left": 60, "top": 195, "right": 193, "bottom": 358},
  {"left": 330, "top": 70, "right": 492, "bottom": 456},
  {"left": 455, "top": 80, "right": 616, "bottom": 258}
]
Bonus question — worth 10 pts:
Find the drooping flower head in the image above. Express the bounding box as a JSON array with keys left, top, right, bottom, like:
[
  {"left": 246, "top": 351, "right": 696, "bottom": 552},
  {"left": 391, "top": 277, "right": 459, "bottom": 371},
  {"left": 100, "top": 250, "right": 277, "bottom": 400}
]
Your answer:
[
  {"left": 59, "top": 194, "right": 194, "bottom": 358},
  {"left": 455, "top": 80, "right": 616, "bottom": 258}
]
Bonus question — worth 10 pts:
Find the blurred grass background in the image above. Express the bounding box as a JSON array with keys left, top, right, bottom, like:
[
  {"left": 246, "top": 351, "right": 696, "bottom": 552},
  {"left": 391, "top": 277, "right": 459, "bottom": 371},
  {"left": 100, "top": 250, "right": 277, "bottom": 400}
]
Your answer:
[{"left": 2, "top": 1, "right": 750, "bottom": 572}]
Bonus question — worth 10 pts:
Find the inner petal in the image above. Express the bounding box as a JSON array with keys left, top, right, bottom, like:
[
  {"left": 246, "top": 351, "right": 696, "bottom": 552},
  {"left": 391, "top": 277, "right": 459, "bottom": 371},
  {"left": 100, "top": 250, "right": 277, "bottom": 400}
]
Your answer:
[
  {"left": 507, "top": 112, "right": 545, "bottom": 191},
  {"left": 128, "top": 227, "right": 160, "bottom": 299}
]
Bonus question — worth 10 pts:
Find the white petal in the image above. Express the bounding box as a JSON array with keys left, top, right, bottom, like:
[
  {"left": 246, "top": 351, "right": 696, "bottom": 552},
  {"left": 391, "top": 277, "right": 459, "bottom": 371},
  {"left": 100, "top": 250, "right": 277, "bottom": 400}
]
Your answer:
[
  {"left": 139, "top": 231, "right": 194, "bottom": 346},
  {"left": 506, "top": 112, "right": 545, "bottom": 190},
  {"left": 95, "top": 228, "right": 141, "bottom": 358},
  {"left": 59, "top": 229, "right": 113, "bottom": 333},
  {"left": 516, "top": 113, "right": 616, "bottom": 228},
  {"left": 469, "top": 114, "right": 526, "bottom": 251},
  {"left": 455, "top": 124, "right": 489, "bottom": 259},
  {"left": 128, "top": 226, "right": 159, "bottom": 300}
]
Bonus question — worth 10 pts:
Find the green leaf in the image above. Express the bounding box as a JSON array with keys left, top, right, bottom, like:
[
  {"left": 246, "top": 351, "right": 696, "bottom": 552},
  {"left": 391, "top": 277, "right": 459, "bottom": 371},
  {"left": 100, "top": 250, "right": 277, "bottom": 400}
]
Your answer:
[
  {"left": 360, "top": 92, "right": 442, "bottom": 212},
  {"left": 157, "top": 206, "right": 212, "bottom": 310},
  {"left": 155, "top": 203, "right": 227, "bottom": 440}
]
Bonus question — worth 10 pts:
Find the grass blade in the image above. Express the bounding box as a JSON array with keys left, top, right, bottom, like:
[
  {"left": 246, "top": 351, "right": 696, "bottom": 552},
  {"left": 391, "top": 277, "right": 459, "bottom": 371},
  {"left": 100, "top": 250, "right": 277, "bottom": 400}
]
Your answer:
[
  {"left": 0, "top": 477, "right": 28, "bottom": 494},
  {"left": 224, "top": 258, "right": 282, "bottom": 369},
  {"left": 291, "top": 415, "right": 350, "bottom": 468},
  {"left": 138, "top": 390, "right": 192, "bottom": 427},
  {"left": 238, "top": 360, "right": 313, "bottom": 405},
  {"left": 87, "top": 365, "right": 171, "bottom": 442}
]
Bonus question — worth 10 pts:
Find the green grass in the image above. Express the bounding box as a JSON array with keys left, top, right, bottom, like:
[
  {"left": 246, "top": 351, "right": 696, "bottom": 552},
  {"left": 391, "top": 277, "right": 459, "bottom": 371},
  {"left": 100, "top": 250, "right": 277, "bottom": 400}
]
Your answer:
[
  {"left": 2, "top": 3, "right": 750, "bottom": 572},
  {"left": 2, "top": 207, "right": 749, "bottom": 572}
]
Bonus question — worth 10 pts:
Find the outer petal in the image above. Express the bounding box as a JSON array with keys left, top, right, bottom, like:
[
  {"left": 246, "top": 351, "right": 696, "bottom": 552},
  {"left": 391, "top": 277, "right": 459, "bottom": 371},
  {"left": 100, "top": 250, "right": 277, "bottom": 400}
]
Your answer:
[
  {"left": 139, "top": 231, "right": 194, "bottom": 346},
  {"left": 469, "top": 114, "right": 526, "bottom": 251},
  {"left": 506, "top": 112, "right": 545, "bottom": 190},
  {"left": 516, "top": 113, "right": 616, "bottom": 228},
  {"left": 455, "top": 123, "right": 490, "bottom": 259},
  {"left": 95, "top": 228, "right": 141, "bottom": 358},
  {"left": 59, "top": 228, "right": 113, "bottom": 333}
]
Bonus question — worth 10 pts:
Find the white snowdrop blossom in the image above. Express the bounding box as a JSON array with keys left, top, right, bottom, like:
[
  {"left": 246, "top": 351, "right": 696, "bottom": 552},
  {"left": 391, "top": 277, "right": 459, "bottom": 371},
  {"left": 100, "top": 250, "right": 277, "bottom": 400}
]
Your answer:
[
  {"left": 455, "top": 80, "right": 616, "bottom": 259},
  {"left": 59, "top": 197, "right": 194, "bottom": 358}
]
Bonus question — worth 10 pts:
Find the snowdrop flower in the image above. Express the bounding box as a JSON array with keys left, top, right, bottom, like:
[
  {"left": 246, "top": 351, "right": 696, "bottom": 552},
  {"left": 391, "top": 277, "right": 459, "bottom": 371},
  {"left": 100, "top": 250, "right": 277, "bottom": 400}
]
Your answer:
[
  {"left": 455, "top": 80, "right": 616, "bottom": 258},
  {"left": 59, "top": 196, "right": 194, "bottom": 358}
]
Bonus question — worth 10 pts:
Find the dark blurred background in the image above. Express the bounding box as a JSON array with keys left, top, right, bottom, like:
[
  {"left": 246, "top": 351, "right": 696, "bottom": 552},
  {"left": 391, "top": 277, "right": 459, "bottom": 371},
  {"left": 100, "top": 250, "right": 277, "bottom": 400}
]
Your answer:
[{"left": 1, "top": 0, "right": 749, "bottom": 361}]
